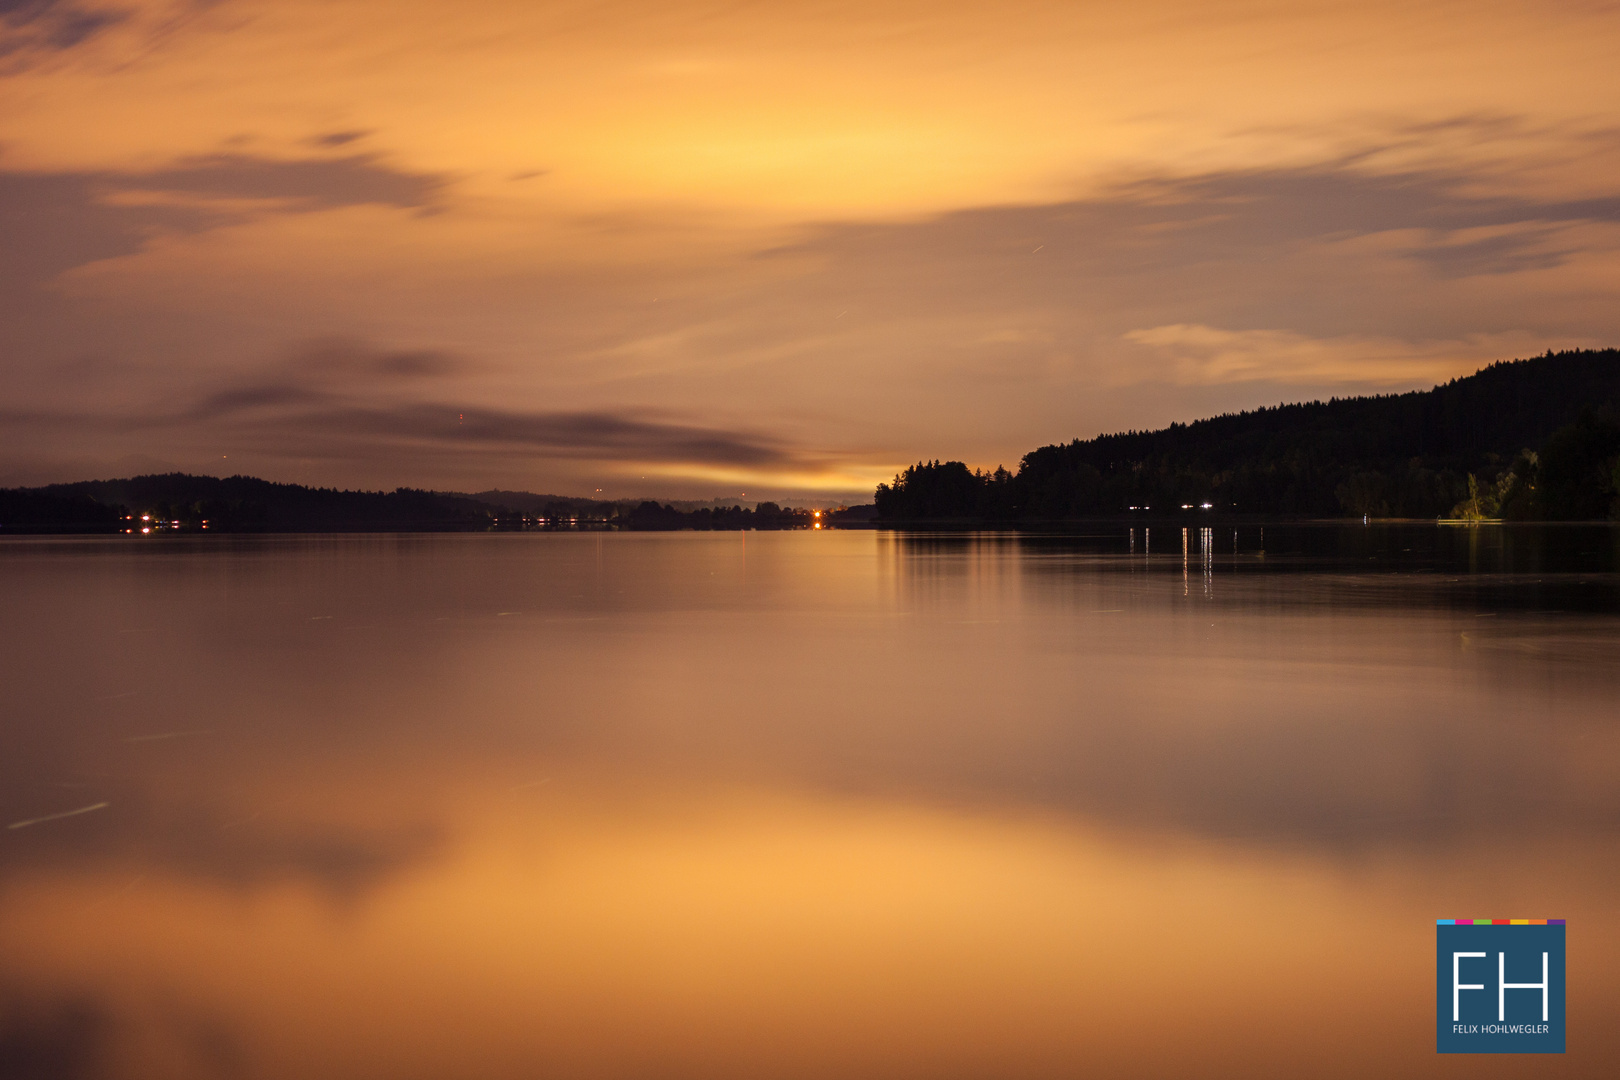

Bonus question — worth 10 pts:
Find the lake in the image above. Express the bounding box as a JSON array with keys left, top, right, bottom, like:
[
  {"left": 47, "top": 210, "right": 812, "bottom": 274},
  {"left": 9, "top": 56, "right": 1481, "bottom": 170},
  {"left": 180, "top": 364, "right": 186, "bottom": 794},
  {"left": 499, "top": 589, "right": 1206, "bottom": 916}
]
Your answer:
[{"left": 2, "top": 526, "right": 1618, "bottom": 1078}]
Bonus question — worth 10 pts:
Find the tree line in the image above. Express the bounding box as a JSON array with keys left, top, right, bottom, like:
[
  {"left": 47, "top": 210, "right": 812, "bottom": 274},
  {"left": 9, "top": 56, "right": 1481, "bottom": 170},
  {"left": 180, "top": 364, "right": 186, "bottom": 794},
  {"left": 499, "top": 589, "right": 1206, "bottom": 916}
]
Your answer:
[
  {"left": 875, "top": 349, "right": 1620, "bottom": 522},
  {"left": 0, "top": 474, "right": 829, "bottom": 533},
  {"left": 619, "top": 501, "right": 817, "bottom": 530}
]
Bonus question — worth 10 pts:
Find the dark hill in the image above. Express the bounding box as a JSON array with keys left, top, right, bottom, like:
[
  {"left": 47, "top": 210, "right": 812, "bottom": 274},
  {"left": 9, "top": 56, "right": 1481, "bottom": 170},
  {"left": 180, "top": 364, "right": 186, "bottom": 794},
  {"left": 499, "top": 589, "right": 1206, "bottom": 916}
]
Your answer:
[
  {"left": 0, "top": 475, "right": 816, "bottom": 533},
  {"left": 0, "top": 474, "right": 508, "bottom": 533},
  {"left": 876, "top": 348, "right": 1620, "bottom": 522}
]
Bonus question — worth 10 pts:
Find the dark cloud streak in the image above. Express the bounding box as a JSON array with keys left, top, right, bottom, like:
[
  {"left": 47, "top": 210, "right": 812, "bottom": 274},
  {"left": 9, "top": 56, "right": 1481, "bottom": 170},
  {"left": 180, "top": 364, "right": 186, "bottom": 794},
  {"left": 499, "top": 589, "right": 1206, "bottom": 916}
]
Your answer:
[
  {"left": 778, "top": 162, "right": 1620, "bottom": 280},
  {"left": 0, "top": 170, "right": 214, "bottom": 288},
  {"left": 0, "top": 155, "right": 448, "bottom": 291},
  {"left": 130, "top": 152, "right": 445, "bottom": 210},
  {"left": 288, "top": 338, "right": 463, "bottom": 379},
  {"left": 0, "top": 0, "right": 126, "bottom": 67},
  {"left": 207, "top": 401, "right": 794, "bottom": 468},
  {"left": 2, "top": 390, "right": 797, "bottom": 471},
  {"left": 116, "top": 338, "right": 797, "bottom": 468},
  {"left": 309, "top": 129, "right": 372, "bottom": 148},
  {"left": 745, "top": 151, "right": 1620, "bottom": 363}
]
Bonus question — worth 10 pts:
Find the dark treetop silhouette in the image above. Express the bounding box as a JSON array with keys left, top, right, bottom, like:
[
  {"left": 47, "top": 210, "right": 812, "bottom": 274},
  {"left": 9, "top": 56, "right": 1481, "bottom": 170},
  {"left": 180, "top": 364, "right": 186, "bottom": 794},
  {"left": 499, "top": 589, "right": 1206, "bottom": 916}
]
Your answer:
[{"left": 875, "top": 349, "right": 1620, "bottom": 523}]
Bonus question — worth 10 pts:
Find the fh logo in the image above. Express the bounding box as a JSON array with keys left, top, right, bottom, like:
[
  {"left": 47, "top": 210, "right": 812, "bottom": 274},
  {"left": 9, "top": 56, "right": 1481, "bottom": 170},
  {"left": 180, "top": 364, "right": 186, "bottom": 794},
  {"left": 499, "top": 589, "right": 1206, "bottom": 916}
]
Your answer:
[{"left": 1436, "top": 920, "right": 1565, "bottom": 1053}]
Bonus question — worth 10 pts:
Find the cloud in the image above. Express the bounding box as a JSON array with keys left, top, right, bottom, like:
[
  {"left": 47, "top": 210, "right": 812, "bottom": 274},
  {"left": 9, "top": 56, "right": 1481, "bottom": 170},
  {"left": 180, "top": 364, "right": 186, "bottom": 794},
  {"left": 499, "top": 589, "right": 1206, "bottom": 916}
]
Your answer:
[
  {"left": 287, "top": 337, "right": 462, "bottom": 380},
  {"left": 732, "top": 152, "right": 1620, "bottom": 413},
  {"left": 106, "top": 340, "right": 795, "bottom": 468},
  {"left": 0, "top": 155, "right": 448, "bottom": 291},
  {"left": 0, "top": 335, "right": 817, "bottom": 488},
  {"left": 1117, "top": 324, "right": 1590, "bottom": 387},
  {"left": 0, "top": 0, "right": 126, "bottom": 67},
  {"left": 126, "top": 152, "right": 445, "bottom": 210},
  {"left": 780, "top": 154, "right": 1620, "bottom": 290},
  {"left": 309, "top": 129, "right": 371, "bottom": 148},
  {"left": 1, "top": 399, "right": 798, "bottom": 470},
  {"left": 166, "top": 397, "right": 798, "bottom": 468},
  {"left": 0, "top": 169, "right": 214, "bottom": 290},
  {"left": 221, "top": 402, "right": 793, "bottom": 468}
]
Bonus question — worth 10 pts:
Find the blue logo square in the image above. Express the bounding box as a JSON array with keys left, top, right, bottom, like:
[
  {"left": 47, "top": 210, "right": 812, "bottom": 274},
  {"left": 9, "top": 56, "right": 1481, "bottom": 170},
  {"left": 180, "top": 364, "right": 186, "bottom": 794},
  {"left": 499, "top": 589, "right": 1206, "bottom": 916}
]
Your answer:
[{"left": 1436, "top": 921, "right": 1565, "bottom": 1053}]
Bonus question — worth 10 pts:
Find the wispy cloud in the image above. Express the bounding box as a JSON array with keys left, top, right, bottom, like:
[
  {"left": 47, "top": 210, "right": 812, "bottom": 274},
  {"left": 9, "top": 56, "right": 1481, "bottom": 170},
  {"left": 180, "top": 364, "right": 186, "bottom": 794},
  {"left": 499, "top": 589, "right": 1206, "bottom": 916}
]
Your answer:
[
  {"left": 309, "top": 129, "right": 372, "bottom": 148},
  {"left": 0, "top": 154, "right": 449, "bottom": 290},
  {"left": 192, "top": 400, "right": 798, "bottom": 469},
  {"left": 0, "top": 0, "right": 128, "bottom": 68},
  {"left": 1118, "top": 324, "right": 1591, "bottom": 387},
  {"left": 781, "top": 155, "right": 1620, "bottom": 287},
  {"left": 124, "top": 152, "right": 446, "bottom": 211},
  {"left": 0, "top": 337, "right": 841, "bottom": 490}
]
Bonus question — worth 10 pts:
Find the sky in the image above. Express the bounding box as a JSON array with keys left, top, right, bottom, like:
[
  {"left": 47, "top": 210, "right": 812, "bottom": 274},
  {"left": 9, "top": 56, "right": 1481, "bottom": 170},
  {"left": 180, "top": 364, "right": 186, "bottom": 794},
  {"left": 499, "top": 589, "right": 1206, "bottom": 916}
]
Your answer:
[{"left": 3, "top": 0, "right": 1620, "bottom": 502}]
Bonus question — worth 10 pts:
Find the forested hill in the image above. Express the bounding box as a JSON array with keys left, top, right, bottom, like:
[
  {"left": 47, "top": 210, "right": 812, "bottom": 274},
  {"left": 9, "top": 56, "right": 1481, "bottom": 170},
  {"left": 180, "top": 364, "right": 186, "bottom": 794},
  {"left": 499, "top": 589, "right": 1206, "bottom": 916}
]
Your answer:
[
  {"left": 0, "top": 474, "right": 526, "bottom": 533},
  {"left": 0, "top": 473, "right": 824, "bottom": 533},
  {"left": 876, "top": 348, "right": 1620, "bottom": 522}
]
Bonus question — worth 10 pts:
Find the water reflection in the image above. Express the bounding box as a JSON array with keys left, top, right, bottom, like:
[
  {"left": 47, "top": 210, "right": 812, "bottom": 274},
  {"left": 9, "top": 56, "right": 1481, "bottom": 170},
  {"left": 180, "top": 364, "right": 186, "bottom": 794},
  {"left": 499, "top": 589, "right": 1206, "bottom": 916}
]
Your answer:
[{"left": 2, "top": 529, "right": 1618, "bottom": 1077}]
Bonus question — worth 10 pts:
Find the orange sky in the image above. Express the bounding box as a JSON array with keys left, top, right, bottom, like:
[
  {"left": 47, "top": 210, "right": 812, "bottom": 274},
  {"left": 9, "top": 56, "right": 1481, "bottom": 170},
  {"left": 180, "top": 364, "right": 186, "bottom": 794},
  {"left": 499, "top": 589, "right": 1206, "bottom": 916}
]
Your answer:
[{"left": 3, "top": 0, "right": 1620, "bottom": 498}]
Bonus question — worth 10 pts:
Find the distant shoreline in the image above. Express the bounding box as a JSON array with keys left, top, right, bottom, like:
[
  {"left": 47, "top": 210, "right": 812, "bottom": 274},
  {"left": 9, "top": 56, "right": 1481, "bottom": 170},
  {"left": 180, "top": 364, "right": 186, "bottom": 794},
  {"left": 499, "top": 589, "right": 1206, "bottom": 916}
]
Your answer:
[
  {"left": 8, "top": 350, "right": 1619, "bottom": 533},
  {"left": 0, "top": 474, "right": 873, "bottom": 534},
  {"left": 9, "top": 514, "right": 1620, "bottom": 537}
]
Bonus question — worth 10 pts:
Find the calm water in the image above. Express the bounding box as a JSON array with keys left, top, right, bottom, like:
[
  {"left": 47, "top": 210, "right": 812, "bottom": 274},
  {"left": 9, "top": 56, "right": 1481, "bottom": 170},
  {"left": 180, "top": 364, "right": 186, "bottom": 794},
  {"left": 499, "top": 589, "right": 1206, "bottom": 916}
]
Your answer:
[{"left": 2, "top": 527, "right": 1618, "bottom": 1078}]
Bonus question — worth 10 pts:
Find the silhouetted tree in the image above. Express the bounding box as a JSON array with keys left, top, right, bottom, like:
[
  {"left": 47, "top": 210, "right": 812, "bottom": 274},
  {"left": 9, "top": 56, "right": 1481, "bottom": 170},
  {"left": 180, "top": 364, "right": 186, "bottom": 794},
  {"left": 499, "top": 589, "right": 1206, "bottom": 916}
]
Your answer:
[{"left": 1533, "top": 410, "right": 1620, "bottom": 520}]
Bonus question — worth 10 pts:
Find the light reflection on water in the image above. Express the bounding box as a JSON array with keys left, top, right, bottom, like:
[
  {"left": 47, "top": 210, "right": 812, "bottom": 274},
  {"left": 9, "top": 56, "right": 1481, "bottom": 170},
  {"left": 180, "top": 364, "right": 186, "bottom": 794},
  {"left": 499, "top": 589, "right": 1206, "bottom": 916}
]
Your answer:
[{"left": 2, "top": 529, "right": 1618, "bottom": 1078}]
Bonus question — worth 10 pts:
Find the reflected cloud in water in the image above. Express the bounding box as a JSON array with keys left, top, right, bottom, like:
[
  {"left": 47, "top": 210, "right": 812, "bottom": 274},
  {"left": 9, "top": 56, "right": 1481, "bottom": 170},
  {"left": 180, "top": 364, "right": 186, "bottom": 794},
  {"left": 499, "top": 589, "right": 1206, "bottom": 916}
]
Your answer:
[{"left": 2, "top": 530, "right": 1618, "bottom": 1076}]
